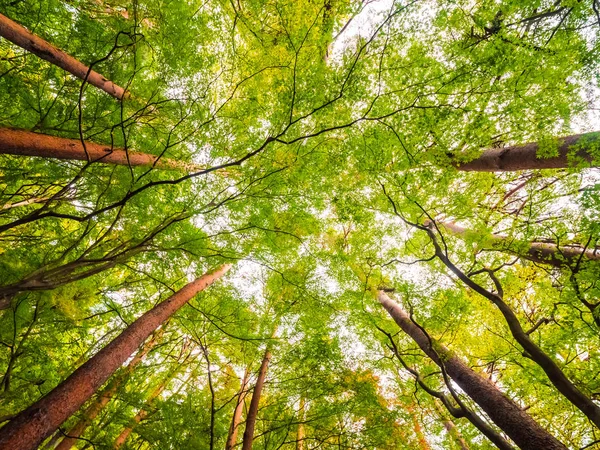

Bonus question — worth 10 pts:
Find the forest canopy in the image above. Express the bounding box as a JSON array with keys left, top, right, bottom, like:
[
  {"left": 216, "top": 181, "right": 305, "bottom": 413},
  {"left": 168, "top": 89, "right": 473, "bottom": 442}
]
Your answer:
[{"left": 0, "top": 0, "right": 599, "bottom": 449}]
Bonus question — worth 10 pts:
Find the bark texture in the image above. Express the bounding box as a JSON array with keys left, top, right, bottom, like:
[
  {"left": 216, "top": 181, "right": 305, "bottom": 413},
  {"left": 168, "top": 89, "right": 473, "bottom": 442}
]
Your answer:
[
  {"left": 241, "top": 347, "right": 272, "bottom": 450},
  {"left": 378, "top": 290, "right": 566, "bottom": 450},
  {"left": 457, "top": 132, "right": 599, "bottom": 171},
  {"left": 0, "top": 264, "right": 231, "bottom": 450},
  {"left": 54, "top": 328, "right": 164, "bottom": 450},
  {"left": 0, "top": 128, "right": 197, "bottom": 171},
  {"left": 0, "top": 13, "right": 126, "bottom": 99},
  {"left": 225, "top": 367, "right": 251, "bottom": 450},
  {"left": 439, "top": 221, "right": 600, "bottom": 268}
]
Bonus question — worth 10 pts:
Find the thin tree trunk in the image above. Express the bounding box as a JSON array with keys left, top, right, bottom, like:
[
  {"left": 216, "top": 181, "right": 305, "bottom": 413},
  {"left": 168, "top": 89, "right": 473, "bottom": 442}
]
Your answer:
[
  {"left": 226, "top": 367, "right": 251, "bottom": 450},
  {"left": 0, "top": 264, "right": 231, "bottom": 450},
  {"left": 377, "top": 290, "right": 566, "bottom": 450},
  {"left": 241, "top": 347, "right": 272, "bottom": 450},
  {"left": 54, "top": 327, "right": 165, "bottom": 450},
  {"left": 296, "top": 397, "right": 305, "bottom": 450},
  {"left": 0, "top": 13, "right": 126, "bottom": 99},
  {"left": 439, "top": 221, "right": 600, "bottom": 268},
  {"left": 457, "top": 132, "right": 599, "bottom": 171},
  {"left": 0, "top": 128, "right": 198, "bottom": 171}
]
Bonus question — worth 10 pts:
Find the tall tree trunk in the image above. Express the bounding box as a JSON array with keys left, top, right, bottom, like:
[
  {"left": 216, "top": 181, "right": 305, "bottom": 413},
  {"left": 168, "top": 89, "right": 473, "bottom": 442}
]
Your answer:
[
  {"left": 456, "top": 132, "right": 599, "bottom": 171},
  {"left": 0, "top": 128, "right": 197, "bottom": 171},
  {"left": 296, "top": 397, "right": 305, "bottom": 450},
  {"left": 53, "top": 327, "right": 165, "bottom": 450},
  {"left": 0, "top": 13, "right": 126, "bottom": 99},
  {"left": 241, "top": 347, "right": 272, "bottom": 450},
  {"left": 0, "top": 264, "right": 231, "bottom": 450},
  {"left": 377, "top": 290, "right": 566, "bottom": 450},
  {"left": 439, "top": 220, "right": 600, "bottom": 268},
  {"left": 226, "top": 367, "right": 251, "bottom": 450}
]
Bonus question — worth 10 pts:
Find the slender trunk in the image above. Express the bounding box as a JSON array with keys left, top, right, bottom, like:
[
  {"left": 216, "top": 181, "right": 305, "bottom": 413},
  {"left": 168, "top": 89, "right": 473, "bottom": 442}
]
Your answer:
[
  {"left": 226, "top": 367, "right": 251, "bottom": 450},
  {"left": 433, "top": 400, "right": 469, "bottom": 450},
  {"left": 241, "top": 347, "right": 272, "bottom": 450},
  {"left": 439, "top": 221, "right": 600, "bottom": 268},
  {"left": 0, "top": 264, "right": 231, "bottom": 450},
  {"left": 0, "top": 13, "right": 126, "bottom": 99},
  {"left": 0, "top": 128, "right": 197, "bottom": 171},
  {"left": 296, "top": 397, "right": 305, "bottom": 450},
  {"left": 456, "top": 132, "right": 599, "bottom": 171},
  {"left": 54, "top": 328, "right": 164, "bottom": 450},
  {"left": 377, "top": 290, "right": 566, "bottom": 450}
]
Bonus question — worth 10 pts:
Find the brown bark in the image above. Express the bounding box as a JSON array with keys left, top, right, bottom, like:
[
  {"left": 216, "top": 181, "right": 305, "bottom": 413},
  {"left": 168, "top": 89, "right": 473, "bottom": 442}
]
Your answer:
[
  {"left": 53, "top": 328, "right": 164, "bottom": 450},
  {"left": 226, "top": 367, "right": 251, "bottom": 450},
  {"left": 0, "top": 13, "right": 126, "bottom": 99},
  {"left": 241, "top": 347, "right": 272, "bottom": 450},
  {"left": 439, "top": 221, "right": 600, "bottom": 268},
  {"left": 378, "top": 290, "right": 566, "bottom": 450},
  {"left": 0, "top": 264, "right": 231, "bottom": 450},
  {"left": 457, "top": 132, "right": 599, "bottom": 171},
  {"left": 0, "top": 128, "right": 198, "bottom": 171}
]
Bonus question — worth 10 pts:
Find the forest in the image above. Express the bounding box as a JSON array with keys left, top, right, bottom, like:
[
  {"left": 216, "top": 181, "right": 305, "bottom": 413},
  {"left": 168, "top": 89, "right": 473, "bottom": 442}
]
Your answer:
[{"left": 0, "top": 0, "right": 599, "bottom": 449}]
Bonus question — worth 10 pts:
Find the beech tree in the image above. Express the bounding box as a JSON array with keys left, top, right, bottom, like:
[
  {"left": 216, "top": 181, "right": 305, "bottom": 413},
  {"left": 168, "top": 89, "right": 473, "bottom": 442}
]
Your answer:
[{"left": 1, "top": 0, "right": 600, "bottom": 449}]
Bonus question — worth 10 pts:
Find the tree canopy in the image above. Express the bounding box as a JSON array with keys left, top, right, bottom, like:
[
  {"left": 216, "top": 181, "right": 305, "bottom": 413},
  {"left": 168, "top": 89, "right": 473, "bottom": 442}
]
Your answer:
[{"left": 0, "top": 0, "right": 599, "bottom": 449}]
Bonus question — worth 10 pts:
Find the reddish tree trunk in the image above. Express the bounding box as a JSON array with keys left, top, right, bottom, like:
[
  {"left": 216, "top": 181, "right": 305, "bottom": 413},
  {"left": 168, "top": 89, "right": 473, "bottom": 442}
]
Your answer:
[
  {"left": 457, "top": 132, "right": 599, "bottom": 171},
  {"left": 241, "top": 347, "right": 272, "bottom": 450},
  {"left": 378, "top": 291, "right": 566, "bottom": 450},
  {"left": 0, "top": 128, "right": 196, "bottom": 171},
  {"left": 439, "top": 221, "right": 600, "bottom": 268},
  {"left": 54, "top": 328, "right": 165, "bottom": 450},
  {"left": 226, "top": 367, "right": 251, "bottom": 450},
  {"left": 0, "top": 13, "right": 127, "bottom": 99},
  {"left": 0, "top": 264, "right": 231, "bottom": 450}
]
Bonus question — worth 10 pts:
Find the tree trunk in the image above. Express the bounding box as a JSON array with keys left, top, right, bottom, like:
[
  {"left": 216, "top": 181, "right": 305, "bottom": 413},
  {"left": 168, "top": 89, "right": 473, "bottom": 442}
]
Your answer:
[
  {"left": 296, "top": 397, "right": 305, "bottom": 450},
  {"left": 226, "top": 367, "right": 251, "bottom": 450},
  {"left": 53, "top": 328, "right": 165, "bottom": 450},
  {"left": 241, "top": 347, "right": 272, "bottom": 450},
  {"left": 0, "top": 128, "right": 197, "bottom": 171},
  {"left": 439, "top": 221, "right": 600, "bottom": 268},
  {"left": 0, "top": 264, "right": 231, "bottom": 450},
  {"left": 456, "top": 132, "right": 599, "bottom": 171},
  {"left": 377, "top": 290, "right": 566, "bottom": 450},
  {"left": 0, "top": 13, "right": 126, "bottom": 99}
]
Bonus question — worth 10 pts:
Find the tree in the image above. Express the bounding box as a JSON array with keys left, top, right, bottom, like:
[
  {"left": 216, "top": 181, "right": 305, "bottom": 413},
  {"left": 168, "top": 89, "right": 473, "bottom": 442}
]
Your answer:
[
  {"left": 0, "top": 128, "right": 197, "bottom": 170},
  {"left": 0, "top": 13, "right": 127, "bottom": 99},
  {"left": 1, "top": 0, "right": 600, "bottom": 448},
  {"left": 0, "top": 264, "right": 230, "bottom": 450}
]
